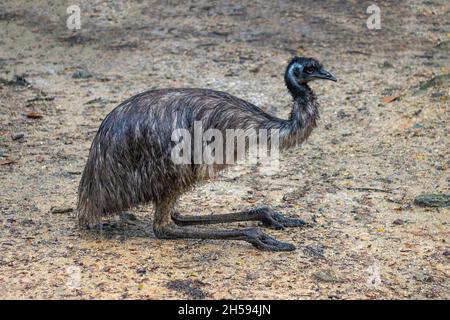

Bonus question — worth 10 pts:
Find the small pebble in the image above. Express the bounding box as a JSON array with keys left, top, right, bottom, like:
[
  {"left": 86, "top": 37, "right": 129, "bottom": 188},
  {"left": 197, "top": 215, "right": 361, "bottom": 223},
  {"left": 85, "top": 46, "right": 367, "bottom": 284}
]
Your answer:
[
  {"left": 136, "top": 268, "right": 147, "bottom": 275},
  {"left": 11, "top": 133, "right": 24, "bottom": 141},
  {"left": 392, "top": 219, "right": 405, "bottom": 225},
  {"left": 382, "top": 61, "right": 394, "bottom": 68},
  {"left": 314, "top": 270, "right": 338, "bottom": 282},
  {"left": 72, "top": 70, "right": 93, "bottom": 79},
  {"left": 50, "top": 206, "right": 74, "bottom": 214}
]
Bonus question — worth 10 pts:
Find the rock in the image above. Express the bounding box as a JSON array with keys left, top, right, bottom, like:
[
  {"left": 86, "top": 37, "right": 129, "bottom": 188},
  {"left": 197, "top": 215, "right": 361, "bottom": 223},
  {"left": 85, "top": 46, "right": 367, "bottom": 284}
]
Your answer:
[
  {"left": 413, "top": 273, "right": 433, "bottom": 282},
  {"left": 8, "top": 75, "right": 30, "bottom": 86},
  {"left": 50, "top": 206, "right": 74, "bottom": 214},
  {"left": 337, "top": 109, "right": 350, "bottom": 119},
  {"left": 72, "top": 70, "right": 93, "bottom": 79},
  {"left": 436, "top": 40, "right": 450, "bottom": 50},
  {"left": 414, "top": 194, "right": 450, "bottom": 208},
  {"left": 382, "top": 61, "right": 394, "bottom": 68},
  {"left": 6, "top": 214, "right": 16, "bottom": 223},
  {"left": 314, "top": 270, "right": 338, "bottom": 282},
  {"left": 11, "top": 133, "right": 24, "bottom": 141},
  {"left": 431, "top": 92, "right": 445, "bottom": 99},
  {"left": 392, "top": 218, "right": 405, "bottom": 225},
  {"left": 136, "top": 268, "right": 147, "bottom": 275},
  {"left": 246, "top": 272, "right": 259, "bottom": 280},
  {"left": 249, "top": 65, "right": 261, "bottom": 73}
]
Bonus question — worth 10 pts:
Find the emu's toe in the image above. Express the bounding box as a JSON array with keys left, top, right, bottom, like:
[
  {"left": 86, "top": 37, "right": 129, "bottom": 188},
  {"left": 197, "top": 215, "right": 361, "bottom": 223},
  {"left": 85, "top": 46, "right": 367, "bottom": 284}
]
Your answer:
[
  {"left": 258, "top": 208, "right": 307, "bottom": 229},
  {"left": 245, "top": 228, "right": 296, "bottom": 251}
]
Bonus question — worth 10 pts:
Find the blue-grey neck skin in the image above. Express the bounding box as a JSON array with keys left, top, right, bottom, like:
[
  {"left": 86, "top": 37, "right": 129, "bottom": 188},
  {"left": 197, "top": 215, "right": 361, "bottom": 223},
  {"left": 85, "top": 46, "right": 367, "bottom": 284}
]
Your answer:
[{"left": 285, "top": 62, "right": 304, "bottom": 97}]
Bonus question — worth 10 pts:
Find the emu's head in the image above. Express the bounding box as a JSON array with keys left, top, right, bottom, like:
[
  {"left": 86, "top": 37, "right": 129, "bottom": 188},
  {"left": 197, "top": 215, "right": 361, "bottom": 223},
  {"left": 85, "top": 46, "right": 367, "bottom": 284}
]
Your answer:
[{"left": 285, "top": 57, "right": 336, "bottom": 94}]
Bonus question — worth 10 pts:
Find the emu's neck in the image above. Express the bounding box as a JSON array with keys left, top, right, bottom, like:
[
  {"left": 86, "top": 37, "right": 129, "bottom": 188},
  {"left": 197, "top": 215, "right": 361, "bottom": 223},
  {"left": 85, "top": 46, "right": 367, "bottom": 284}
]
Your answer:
[{"left": 278, "top": 84, "right": 319, "bottom": 150}]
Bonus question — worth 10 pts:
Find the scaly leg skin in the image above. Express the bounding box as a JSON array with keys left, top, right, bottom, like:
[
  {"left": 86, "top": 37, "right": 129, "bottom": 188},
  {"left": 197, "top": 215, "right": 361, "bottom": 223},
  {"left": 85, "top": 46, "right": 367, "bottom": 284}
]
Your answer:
[
  {"left": 154, "top": 223, "right": 295, "bottom": 251},
  {"left": 154, "top": 200, "right": 296, "bottom": 251},
  {"left": 171, "top": 206, "right": 307, "bottom": 230}
]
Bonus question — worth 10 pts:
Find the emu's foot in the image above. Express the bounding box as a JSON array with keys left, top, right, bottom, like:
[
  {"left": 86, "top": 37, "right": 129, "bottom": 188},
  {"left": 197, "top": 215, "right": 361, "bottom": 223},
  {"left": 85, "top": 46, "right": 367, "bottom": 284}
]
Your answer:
[
  {"left": 257, "top": 207, "right": 307, "bottom": 230},
  {"left": 245, "top": 228, "right": 296, "bottom": 251}
]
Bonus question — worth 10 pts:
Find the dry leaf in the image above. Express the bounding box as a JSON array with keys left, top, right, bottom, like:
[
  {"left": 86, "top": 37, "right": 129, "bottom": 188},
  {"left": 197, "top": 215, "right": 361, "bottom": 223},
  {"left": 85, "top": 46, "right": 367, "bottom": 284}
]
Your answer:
[
  {"left": 382, "top": 95, "right": 400, "bottom": 103},
  {"left": 26, "top": 111, "right": 43, "bottom": 119},
  {"left": 0, "top": 158, "right": 15, "bottom": 165}
]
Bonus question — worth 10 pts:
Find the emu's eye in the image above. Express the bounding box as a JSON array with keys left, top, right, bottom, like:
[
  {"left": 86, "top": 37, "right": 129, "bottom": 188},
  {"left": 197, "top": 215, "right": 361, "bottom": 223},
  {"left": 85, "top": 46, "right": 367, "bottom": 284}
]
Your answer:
[{"left": 305, "top": 66, "right": 315, "bottom": 74}]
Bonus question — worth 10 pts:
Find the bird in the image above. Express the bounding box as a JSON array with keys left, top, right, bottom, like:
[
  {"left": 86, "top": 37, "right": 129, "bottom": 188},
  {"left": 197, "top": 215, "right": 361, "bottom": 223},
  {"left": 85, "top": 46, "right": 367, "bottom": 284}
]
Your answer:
[{"left": 77, "top": 56, "right": 336, "bottom": 251}]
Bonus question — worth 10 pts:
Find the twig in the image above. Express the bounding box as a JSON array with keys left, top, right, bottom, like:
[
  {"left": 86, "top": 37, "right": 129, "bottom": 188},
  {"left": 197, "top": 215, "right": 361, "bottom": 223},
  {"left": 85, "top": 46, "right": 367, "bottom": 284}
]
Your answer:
[{"left": 345, "top": 187, "right": 392, "bottom": 193}]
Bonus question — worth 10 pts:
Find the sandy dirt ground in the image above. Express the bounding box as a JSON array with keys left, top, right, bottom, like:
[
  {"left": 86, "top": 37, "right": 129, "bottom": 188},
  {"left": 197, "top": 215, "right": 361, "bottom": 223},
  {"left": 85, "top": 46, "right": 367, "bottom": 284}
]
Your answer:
[{"left": 0, "top": 0, "right": 449, "bottom": 299}]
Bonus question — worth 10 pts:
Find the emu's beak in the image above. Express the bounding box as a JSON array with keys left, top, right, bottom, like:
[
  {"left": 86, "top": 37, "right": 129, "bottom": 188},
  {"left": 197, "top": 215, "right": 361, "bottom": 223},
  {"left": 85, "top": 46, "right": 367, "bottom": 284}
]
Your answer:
[{"left": 313, "top": 68, "right": 337, "bottom": 82}]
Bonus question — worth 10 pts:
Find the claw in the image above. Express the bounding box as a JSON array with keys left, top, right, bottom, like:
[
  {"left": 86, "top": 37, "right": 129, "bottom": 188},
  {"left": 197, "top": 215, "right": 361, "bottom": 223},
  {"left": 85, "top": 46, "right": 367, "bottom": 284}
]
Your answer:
[
  {"left": 245, "top": 228, "right": 296, "bottom": 251},
  {"left": 258, "top": 208, "right": 307, "bottom": 229}
]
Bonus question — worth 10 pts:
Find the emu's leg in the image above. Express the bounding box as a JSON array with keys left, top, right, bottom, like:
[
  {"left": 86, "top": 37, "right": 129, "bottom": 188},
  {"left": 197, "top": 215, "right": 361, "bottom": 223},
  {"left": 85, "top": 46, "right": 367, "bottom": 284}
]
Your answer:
[
  {"left": 171, "top": 206, "right": 307, "bottom": 229},
  {"left": 153, "top": 199, "right": 295, "bottom": 251}
]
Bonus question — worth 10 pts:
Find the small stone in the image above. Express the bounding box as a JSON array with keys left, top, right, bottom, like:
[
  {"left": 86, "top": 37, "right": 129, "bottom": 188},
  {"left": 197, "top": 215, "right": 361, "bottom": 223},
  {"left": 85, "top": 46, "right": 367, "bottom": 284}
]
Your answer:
[
  {"left": 436, "top": 40, "right": 450, "bottom": 50},
  {"left": 337, "top": 110, "right": 350, "bottom": 119},
  {"left": 136, "top": 268, "right": 147, "bottom": 275},
  {"left": 72, "top": 70, "right": 93, "bottom": 79},
  {"left": 382, "top": 61, "right": 394, "bottom": 68},
  {"left": 11, "top": 133, "right": 24, "bottom": 141},
  {"left": 392, "top": 219, "right": 405, "bottom": 225},
  {"left": 50, "top": 206, "right": 74, "bottom": 214},
  {"left": 246, "top": 272, "right": 259, "bottom": 280},
  {"left": 249, "top": 65, "right": 261, "bottom": 73},
  {"left": 8, "top": 75, "right": 30, "bottom": 86},
  {"left": 314, "top": 270, "right": 338, "bottom": 282},
  {"left": 413, "top": 273, "right": 433, "bottom": 283},
  {"left": 431, "top": 92, "right": 445, "bottom": 99}
]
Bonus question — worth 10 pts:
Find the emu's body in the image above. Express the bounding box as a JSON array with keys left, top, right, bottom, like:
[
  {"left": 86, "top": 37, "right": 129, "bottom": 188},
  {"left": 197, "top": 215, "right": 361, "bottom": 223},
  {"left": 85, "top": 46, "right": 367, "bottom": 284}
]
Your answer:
[{"left": 78, "top": 57, "right": 335, "bottom": 251}]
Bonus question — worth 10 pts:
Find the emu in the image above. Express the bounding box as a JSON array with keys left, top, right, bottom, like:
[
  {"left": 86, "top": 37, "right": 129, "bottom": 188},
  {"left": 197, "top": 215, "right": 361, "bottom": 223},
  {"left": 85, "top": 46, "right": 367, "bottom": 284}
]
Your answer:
[{"left": 77, "top": 56, "right": 336, "bottom": 251}]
